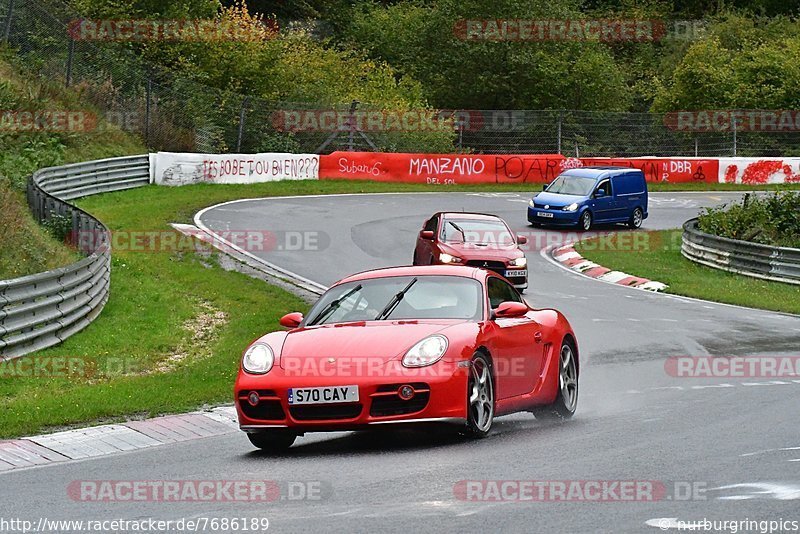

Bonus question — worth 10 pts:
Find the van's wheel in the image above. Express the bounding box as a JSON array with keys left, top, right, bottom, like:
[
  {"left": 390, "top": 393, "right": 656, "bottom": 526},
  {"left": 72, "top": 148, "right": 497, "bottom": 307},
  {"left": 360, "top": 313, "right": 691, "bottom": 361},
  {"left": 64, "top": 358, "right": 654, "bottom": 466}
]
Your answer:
[
  {"left": 579, "top": 211, "right": 592, "bottom": 231},
  {"left": 464, "top": 353, "right": 495, "bottom": 438},
  {"left": 532, "top": 338, "right": 578, "bottom": 421},
  {"left": 247, "top": 430, "right": 296, "bottom": 452},
  {"left": 628, "top": 207, "right": 643, "bottom": 229}
]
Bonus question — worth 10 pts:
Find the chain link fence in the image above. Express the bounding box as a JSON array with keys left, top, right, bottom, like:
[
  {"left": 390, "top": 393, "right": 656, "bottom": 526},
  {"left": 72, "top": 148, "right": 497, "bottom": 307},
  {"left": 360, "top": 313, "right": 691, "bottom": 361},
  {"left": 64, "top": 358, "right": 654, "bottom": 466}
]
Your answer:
[{"left": 2, "top": 0, "right": 799, "bottom": 157}]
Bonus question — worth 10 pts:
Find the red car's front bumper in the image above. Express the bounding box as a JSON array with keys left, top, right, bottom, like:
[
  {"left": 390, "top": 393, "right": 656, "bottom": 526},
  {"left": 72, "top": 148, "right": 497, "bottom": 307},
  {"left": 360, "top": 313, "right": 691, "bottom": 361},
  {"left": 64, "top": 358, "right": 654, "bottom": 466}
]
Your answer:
[{"left": 235, "top": 360, "right": 469, "bottom": 433}]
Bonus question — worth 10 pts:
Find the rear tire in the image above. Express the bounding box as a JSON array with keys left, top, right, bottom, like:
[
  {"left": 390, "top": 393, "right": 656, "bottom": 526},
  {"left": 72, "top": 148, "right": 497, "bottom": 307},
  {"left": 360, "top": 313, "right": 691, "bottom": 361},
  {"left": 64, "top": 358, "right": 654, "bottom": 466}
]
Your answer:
[
  {"left": 579, "top": 211, "right": 592, "bottom": 231},
  {"left": 247, "top": 430, "right": 296, "bottom": 452},
  {"left": 464, "top": 353, "right": 495, "bottom": 438},
  {"left": 628, "top": 207, "right": 643, "bottom": 229},
  {"left": 532, "top": 338, "right": 578, "bottom": 421}
]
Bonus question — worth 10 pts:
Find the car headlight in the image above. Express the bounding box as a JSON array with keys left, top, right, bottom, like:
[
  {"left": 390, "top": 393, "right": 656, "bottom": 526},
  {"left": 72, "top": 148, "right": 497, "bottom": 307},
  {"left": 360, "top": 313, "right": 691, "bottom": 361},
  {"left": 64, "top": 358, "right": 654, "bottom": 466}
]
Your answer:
[
  {"left": 510, "top": 257, "right": 527, "bottom": 267},
  {"left": 563, "top": 203, "right": 579, "bottom": 212},
  {"left": 528, "top": 199, "right": 535, "bottom": 208},
  {"left": 242, "top": 343, "right": 274, "bottom": 374},
  {"left": 402, "top": 335, "right": 448, "bottom": 367},
  {"left": 439, "top": 253, "right": 461, "bottom": 264}
]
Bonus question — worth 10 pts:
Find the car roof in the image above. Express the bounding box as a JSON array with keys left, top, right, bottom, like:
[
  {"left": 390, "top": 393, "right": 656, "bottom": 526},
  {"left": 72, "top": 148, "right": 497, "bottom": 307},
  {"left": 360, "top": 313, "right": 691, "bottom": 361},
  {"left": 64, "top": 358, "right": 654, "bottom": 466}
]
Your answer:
[
  {"left": 437, "top": 212, "right": 504, "bottom": 221},
  {"left": 335, "top": 265, "right": 487, "bottom": 286},
  {"left": 560, "top": 166, "right": 641, "bottom": 179}
]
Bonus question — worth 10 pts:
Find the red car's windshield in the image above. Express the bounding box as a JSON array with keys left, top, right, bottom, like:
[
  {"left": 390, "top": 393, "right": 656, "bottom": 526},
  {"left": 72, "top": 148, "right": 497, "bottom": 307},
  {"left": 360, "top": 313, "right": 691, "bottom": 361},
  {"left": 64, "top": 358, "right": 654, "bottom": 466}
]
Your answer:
[
  {"left": 441, "top": 218, "right": 515, "bottom": 245},
  {"left": 304, "top": 275, "right": 484, "bottom": 325}
]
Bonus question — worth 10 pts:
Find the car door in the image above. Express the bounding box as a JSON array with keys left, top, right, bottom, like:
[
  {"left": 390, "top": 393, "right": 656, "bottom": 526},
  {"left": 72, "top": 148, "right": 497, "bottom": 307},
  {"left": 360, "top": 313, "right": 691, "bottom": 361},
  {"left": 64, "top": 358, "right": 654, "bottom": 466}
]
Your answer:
[
  {"left": 415, "top": 215, "right": 439, "bottom": 264},
  {"left": 590, "top": 178, "right": 616, "bottom": 222},
  {"left": 485, "top": 277, "right": 543, "bottom": 399}
]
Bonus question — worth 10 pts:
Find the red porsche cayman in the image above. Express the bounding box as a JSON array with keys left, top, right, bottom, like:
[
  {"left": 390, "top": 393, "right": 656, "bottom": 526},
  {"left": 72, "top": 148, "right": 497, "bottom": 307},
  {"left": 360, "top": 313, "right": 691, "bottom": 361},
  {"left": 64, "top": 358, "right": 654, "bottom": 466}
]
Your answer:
[{"left": 235, "top": 265, "right": 578, "bottom": 452}]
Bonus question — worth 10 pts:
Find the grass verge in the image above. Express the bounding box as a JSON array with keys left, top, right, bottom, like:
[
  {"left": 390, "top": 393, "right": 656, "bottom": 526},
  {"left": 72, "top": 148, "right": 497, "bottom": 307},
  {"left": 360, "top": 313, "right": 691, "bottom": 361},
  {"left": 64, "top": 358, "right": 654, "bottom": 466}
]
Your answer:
[{"left": 574, "top": 229, "right": 800, "bottom": 315}]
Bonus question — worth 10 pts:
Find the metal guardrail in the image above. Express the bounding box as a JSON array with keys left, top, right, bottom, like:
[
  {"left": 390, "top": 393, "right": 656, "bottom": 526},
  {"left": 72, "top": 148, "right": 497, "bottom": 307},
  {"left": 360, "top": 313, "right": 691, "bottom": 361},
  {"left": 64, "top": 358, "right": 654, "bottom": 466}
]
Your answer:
[
  {"left": 0, "top": 155, "right": 150, "bottom": 359},
  {"left": 682, "top": 218, "right": 800, "bottom": 286}
]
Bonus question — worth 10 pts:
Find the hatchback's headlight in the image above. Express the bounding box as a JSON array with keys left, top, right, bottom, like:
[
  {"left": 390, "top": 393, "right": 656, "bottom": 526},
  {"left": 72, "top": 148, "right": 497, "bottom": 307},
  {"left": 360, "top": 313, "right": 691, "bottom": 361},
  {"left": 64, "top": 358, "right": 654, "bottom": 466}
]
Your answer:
[
  {"left": 242, "top": 343, "right": 274, "bottom": 374},
  {"left": 510, "top": 257, "right": 527, "bottom": 267},
  {"left": 563, "top": 203, "right": 579, "bottom": 212},
  {"left": 439, "top": 253, "right": 461, "bottom": 264},
  {"left": 528, "top": 199, "right": 535, "bottom": 208},
  {"left": 402, "top": 335, "right": 448, "bottom": 367}
]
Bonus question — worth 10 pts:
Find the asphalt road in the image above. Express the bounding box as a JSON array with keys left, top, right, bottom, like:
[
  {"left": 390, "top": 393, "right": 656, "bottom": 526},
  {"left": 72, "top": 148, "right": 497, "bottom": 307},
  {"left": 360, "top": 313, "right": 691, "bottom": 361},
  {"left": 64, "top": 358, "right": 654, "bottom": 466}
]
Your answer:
[{"left": 4, "top": 192, "right": 799, "bottom": 534}]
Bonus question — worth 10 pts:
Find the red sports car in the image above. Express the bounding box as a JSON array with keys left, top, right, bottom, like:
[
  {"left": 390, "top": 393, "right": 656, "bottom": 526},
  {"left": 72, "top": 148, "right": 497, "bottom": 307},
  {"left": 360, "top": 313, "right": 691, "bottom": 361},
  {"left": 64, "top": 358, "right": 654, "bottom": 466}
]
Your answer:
[
  {"left": 235, "top": 265, "right": 578, "bottom": 452},
  {"left": 413, "top": 212, "right": 529, "bottom": 291}
]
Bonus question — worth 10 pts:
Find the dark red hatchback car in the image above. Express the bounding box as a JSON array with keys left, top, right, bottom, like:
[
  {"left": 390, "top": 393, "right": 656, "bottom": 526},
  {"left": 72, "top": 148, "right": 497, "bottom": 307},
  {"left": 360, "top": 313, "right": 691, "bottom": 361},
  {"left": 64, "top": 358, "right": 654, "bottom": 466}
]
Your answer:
[{"left": 413, "top": 212, "right": 528, "bottom": 291}]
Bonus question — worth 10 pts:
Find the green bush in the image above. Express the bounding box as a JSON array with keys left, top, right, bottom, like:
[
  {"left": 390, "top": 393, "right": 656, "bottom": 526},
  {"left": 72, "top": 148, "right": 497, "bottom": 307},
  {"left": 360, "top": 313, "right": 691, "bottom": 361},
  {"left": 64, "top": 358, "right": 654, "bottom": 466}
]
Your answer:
[{"left": 697, "top": 190, "right": 800, "bottom": 248}]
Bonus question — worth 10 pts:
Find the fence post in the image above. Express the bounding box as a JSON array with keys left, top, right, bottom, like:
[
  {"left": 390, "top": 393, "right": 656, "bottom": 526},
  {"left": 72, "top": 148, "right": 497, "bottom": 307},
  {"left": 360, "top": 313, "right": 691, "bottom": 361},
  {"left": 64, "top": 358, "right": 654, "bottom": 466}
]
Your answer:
[
  {"left": 557, "top": 110, "right": 563, "bottom": 155},
  {"left": 3, "top": 0, "right": 13, "bottom": 42},
  {"left": 732, "top": 118, "right": 737, "bottom": 157},
  {"left": 236, "top": 96, "right": 249, "bottom": 152},
  {"left": 145, "top": 77, "right": 152, "bottom": 148},
  {"left": 347, "top": 100, "right": 358, "bottom": 152},
  {"left": 694, "top": 137, "right": 698, "bottom": 157},
  {"left": 65, "top": 39, "right": 75, "bottom": 86}
]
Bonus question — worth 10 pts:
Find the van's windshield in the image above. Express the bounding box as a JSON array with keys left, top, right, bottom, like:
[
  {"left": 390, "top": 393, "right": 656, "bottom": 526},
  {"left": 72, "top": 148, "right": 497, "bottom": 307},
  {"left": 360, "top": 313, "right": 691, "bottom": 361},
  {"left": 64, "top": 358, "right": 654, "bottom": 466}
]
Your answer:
[{"left": 545, "top": 174, "right": 597, "bottom": 196}]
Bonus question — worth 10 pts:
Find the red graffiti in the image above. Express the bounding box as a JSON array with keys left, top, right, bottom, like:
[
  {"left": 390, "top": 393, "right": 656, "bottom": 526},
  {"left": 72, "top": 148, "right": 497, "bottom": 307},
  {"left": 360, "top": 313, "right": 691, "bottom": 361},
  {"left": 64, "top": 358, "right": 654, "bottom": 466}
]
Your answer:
[
  {"left": 724, "top": 164, "right": 738, "bottom": 183},
  {"left": 740, "top": 160, "right": 784, "bottom": 184},
  {"left": 783, "top": 164, "right": 800, "bottom": 183}
]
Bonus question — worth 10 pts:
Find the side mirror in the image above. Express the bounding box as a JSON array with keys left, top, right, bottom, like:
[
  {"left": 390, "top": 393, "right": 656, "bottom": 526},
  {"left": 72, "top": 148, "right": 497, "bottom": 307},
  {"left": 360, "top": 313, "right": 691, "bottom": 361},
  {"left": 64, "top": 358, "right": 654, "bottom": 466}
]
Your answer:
[
  {"left": 493, "top": 301, "right": 529, "bottom": 319},
  {"left": 594, "top": 189, "right": 606, "bottom": 198},
  {"left": 541, "top": 184, "right": 548, "bottom": 191},
  {"left": 516, "top": 234, "right": 528, "bottom": 245},
  {"left": 279, "top": 312, "right": 303, "bottom": 328},
  {"left": 419, "top": 230, "right": 434, "bottom": 240}
]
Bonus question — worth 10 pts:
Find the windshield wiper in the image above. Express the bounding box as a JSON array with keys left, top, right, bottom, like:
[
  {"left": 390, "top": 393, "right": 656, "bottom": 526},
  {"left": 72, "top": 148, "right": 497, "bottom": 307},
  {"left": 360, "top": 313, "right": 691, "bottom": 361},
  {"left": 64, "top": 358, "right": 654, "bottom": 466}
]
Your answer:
[
  {"left": 447, "top": 221, "right": 466, "bottom": 243},
  {"left": 375, "top": 278, "right": 418, "bottom": 321},
  {"left": 307, "top": 284, "right": 363, "bottom": 326}
]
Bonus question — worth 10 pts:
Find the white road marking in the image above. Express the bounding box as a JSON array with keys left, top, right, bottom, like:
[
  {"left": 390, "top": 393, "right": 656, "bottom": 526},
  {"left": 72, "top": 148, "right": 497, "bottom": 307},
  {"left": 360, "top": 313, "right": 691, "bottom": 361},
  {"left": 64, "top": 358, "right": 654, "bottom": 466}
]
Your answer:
[{"left": 710, "top": 482, "right": 800, "bottom": 500}]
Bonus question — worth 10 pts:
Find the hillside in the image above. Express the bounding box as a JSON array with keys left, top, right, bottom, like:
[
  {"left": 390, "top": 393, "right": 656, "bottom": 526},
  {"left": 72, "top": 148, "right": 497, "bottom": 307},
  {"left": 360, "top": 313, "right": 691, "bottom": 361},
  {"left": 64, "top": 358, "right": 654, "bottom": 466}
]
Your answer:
[{"left": 0, "top": 51, "right": 145, "bottom": 279}]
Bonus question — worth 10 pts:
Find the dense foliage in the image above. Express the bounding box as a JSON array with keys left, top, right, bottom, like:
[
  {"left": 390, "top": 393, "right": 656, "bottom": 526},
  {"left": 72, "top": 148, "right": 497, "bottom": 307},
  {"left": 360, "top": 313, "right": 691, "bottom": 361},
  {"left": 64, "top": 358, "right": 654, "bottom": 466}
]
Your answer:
[
  {"left": 60, "top": 0, "right": 800, "bottom": 113},
  {"left": 698, "top": 191, "right": 800, "bottom": 248}
]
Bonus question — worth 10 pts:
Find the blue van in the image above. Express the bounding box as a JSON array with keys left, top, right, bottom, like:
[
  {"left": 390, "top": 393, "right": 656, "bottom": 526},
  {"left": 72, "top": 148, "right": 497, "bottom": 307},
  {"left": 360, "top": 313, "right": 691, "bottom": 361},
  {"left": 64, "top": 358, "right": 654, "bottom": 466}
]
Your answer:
[{"left": 527, "top": 167, "right": 648, "bottom": 231}]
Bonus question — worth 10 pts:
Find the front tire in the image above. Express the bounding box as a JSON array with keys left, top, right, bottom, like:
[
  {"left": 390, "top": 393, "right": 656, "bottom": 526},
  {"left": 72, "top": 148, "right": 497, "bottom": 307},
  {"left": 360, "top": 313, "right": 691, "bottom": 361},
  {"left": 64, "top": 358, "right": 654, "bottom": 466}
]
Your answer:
[
  {"left": 464, "top": 352, "right": 495, "bottom": 438},
  {"left": 532, "top": 338, "right": 578, "bottom": 420},
  {"left": 247, "top": 430, "right": 297, "bottom": 452},
  {"left": 628, "top": 207, "right": 643, "bottom": 229},
  {"left": 579, "top": 210, "right": 592, "bottom": 231}
]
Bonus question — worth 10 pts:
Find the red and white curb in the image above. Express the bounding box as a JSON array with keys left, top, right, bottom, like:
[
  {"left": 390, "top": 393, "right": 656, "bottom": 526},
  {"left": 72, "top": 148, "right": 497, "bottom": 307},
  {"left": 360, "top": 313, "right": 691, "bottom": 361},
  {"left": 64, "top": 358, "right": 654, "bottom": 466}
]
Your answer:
[
  {"left": 551, "top": 243, "right": 669, "bottom": 292},
  {"left": 0, "top": 406, "right": 238, "bottom": 472}
]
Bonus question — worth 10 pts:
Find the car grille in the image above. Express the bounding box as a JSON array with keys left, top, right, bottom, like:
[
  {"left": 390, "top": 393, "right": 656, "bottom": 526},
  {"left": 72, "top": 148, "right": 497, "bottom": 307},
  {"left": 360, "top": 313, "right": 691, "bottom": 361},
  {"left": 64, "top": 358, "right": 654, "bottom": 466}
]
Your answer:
[
  {"left": 370, "top": 383, "right": 431, "bottom": 417},
  {"left": 370, "top": 393, "right": 430, "bottom": 417},
  {"left": 238, "top": 398, "right": 285, "bottom": 421},
  {"left": 289, "top": 404, "right": 363, "bottom": 421},
  {"left": 465, "top": 260, "right": 506, "bottom": 276}
]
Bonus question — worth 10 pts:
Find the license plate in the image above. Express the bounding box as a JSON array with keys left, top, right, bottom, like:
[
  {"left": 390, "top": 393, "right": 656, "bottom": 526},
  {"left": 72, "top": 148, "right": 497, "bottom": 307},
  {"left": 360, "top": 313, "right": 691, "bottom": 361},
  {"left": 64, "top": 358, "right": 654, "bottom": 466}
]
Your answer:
[
  {"left": 288, "top": 385, "right": 359, "bottom": 405},
  {"left": 505, "top": 269, "right": 527, "bottom": 278},
  {"left": 537, "top": 211, "right": 554, "bottom": 218}
]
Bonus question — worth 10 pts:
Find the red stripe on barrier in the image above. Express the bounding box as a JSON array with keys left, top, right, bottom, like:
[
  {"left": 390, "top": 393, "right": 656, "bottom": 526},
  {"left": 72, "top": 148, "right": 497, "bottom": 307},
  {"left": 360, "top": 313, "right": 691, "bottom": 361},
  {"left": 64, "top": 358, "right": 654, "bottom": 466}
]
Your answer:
[
  {"left": 320, "top": 152, "right": 565, "bottom": 184},
  {"left": 583, "top": 266, "right": 611, "bottom": 278},
  {"left": 319, "top": 152, "right": 722, "bottom": 184}
]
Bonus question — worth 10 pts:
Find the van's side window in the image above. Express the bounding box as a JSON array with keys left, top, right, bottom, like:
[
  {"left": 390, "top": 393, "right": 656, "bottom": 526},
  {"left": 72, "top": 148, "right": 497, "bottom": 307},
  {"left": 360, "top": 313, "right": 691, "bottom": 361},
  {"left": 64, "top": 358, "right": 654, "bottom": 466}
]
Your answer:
[{"left": 596, "top": 179, "right": 612, "bottom": 197}]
